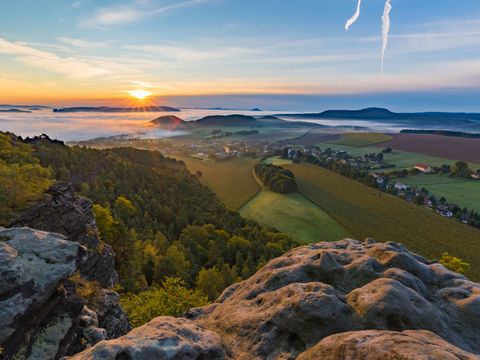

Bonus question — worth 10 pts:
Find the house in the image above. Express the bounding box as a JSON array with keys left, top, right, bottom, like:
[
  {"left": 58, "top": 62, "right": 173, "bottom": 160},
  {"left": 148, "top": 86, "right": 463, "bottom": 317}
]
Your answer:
[
  {"left": 415, "top": 163, "right": 433, "bottom": 173},
  {"left": 394, "top": 182, "right": 408, "bottom": 191},
  {"left": 373, "top": 173, "right": 385, "bottom": 185},
  {"left": 471, "top": 173, "right": 480, "bottom": 180},
  {"left": 436, "top": 205, "right": 454, "bottom": 218}
]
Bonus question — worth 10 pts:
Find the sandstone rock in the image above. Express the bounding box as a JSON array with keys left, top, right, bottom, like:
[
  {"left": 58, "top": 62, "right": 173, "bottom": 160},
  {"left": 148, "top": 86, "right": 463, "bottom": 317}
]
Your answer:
[
  {"left": 10, "top": 182, "right": 117, "bottom": 288},
  {"left": 92, "top": 289, "right": 132, "bottom": 339},
  {"left": 0, "top": 227, "right": 85, "bottom": 359},
  {"left": 297, "top": 330, "right": 479, "bottom": 360},
  {"left": 187, "top": 238, "right": 480, "bottom": 358},
  {"left": 67, "top": 238, "right": 480, "bottom": 359},
  {"left": 66, "top": 317, "right": 228, "bottom": 360}
]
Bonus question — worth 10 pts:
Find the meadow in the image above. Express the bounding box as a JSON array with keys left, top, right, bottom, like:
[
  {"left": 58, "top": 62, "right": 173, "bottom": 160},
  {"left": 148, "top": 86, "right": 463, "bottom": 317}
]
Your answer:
[
  {"left": 284, "top": 163, "right": 480, "bottom": 280},
  {"left": 401, "top": 174, "right": 480, "bottom": 212},
  {"left": 329, "top": 132, "right": 393, "bottom": 147},
  {"left": 174, "top": 156, "right": 260, "bottom": 210},
  {"left": 239, "top": 190, "right": 350, "bottom": 244}
]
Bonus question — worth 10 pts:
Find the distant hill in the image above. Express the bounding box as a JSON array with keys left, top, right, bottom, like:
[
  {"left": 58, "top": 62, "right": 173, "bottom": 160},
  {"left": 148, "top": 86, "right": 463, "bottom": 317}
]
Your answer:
[
  {"left": 53, "top": 105, "right": 180, "bottom": 113},
  {"left": 0, "top": 109, "right": 31, "bottom": 113},
  {"left": 192, "top": 114, "right": 324, "bottom": 128},
  {"left": 148, "top": 115, "right": 189, "bottom": 130},
  {"left": 0, "top": 104, "right": 50, "bottom": 110},
  {"left": 194, "top": 114, "right": 259, "bottom": 127},
  {"left": 251, "top": 107, "right": 262, "bottom": 112},
  {"left": 278, "top": 107, "right": 480, "bottom": 129}
]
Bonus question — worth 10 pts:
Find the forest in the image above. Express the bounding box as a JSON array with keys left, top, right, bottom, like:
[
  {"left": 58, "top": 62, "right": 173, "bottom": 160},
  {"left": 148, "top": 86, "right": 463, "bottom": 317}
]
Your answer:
[
  {"left": 19, "top": 136, "right": 298, "bottom": 303},
  {"left": 255, "top": 163, "right": 298, "bottom": 193}
]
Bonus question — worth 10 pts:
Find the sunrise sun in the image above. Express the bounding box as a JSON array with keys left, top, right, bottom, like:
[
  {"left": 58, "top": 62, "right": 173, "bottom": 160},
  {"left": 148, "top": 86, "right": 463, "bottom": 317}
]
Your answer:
[{"left": 129, "top": 90, "right": 151, "bottom": 100}]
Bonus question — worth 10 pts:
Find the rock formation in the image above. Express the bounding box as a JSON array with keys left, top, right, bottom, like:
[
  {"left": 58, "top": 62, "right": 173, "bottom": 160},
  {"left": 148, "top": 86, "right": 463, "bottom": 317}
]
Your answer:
[
  {"left": 11, "top": 182, "right": 117, "bottom": 288},
  {"left": 1, "top": 182, "right": 131, "bottom": 359},
  {"left": 68, "top": 238, "right": 480, "bottom": 359}
]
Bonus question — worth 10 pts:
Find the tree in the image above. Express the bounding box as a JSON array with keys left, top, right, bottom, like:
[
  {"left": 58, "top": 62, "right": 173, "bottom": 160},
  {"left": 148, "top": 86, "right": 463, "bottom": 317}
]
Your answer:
[
  {"left": 451, "top": 161, "right": 472, "bottom": 179},
  {"left": 196, "top": 267, "right": 225, "bottom": 300},
  {"left": 154, "top": 244, "right": 192, "bottom": 282}
]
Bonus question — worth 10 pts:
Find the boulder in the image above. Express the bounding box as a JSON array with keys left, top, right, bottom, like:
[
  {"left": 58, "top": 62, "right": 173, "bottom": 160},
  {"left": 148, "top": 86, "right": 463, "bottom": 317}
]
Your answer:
[
  {"left": 66, "top": 317, "right": 228, "bottom": 360},
  {"left": 0, "top": 227, "right": 131, "bottom": 359},
  {"left": 0, "top": 227, "right": 85, "bottom": 359},
  {"left": 297, "top": 330, "right": 478, "bottom": 360}
]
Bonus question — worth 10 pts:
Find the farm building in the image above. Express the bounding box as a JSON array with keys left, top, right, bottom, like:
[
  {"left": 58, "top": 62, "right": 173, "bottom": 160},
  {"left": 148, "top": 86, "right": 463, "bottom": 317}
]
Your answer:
[{"left": 415, "top": 163, "right": 433, "bottom": 173}]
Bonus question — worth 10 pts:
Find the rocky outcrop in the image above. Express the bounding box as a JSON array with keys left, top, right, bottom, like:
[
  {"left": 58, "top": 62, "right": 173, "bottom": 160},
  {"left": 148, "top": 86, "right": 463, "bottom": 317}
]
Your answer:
[
  {"left": 67, "top": 317, "right": 228, "bottom": 360},
  {"left": 297, "top": 330, "right": 479, "bottom": 360},
  {"left": 0, "top": 227, "right": 131, "bottom": 359},
  {"left": 0, "top": 227, "right": 85, "bottom": 359},
  {"left": 69, "top": 238, "right": 480, "bottom": 359},
  {"left": 11, "top": 182, "right": 117, "bottom": 288}
]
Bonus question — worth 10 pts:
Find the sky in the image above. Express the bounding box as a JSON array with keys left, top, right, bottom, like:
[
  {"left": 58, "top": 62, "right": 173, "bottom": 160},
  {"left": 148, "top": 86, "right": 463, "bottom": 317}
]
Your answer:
[{"left": 1, "top": 0, "right": 480, "bottom": 111}]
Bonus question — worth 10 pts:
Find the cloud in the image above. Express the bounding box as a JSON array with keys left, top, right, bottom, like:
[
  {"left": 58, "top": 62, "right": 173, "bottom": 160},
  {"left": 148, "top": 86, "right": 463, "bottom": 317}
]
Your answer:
[
  {"left": 71, "top": 1, "right": 83, "bottom": 9},
  {"left": 126, "top": 43, "right": 259, "bottom": 61},
  {"left": 81, "top": 0, "right": 207, "bottom": 27},
  {"left": 57, "top": 36, "right": 106, "bottom": 49},
  {"left": 0, "top": 37, "right": 109, "bottom": 79}
]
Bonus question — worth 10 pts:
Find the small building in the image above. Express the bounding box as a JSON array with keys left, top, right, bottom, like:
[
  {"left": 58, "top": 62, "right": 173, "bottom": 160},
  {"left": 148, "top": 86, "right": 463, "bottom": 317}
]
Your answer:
[
  {"left": 373, "top": 173, "right": 385, "bottom": 185},
  {"left": 471, "top": 173, "right": 480, "bottom": 180},
  {"left": 394, "top": 182, "right": 408, "bottom": 191},
  {"left": 415, "top": 163, "right": 433, "bottom": 173}
]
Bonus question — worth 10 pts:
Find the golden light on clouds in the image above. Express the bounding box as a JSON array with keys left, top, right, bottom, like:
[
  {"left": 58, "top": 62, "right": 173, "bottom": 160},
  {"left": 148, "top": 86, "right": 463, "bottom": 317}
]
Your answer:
[{"left": 128, "top": 89, "right": 151, "bottom": 100}]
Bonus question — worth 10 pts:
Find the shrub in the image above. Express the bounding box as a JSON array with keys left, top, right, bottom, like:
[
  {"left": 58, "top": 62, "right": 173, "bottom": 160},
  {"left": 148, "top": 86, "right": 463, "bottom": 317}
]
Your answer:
[
  {"left": 120, "top": 277, "right": 209, "bottom": 327},
  {"left": 439, "top": 252, "right": 470, "bottom": 275}
]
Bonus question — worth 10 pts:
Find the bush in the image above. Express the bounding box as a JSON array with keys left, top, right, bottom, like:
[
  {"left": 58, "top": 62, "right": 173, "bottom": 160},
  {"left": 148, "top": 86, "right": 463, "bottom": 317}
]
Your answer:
[
  {"left": 120, "top": 277, "right": 209, "bottom": 327},
  {"left": 439, "top": 252, "right": 470, "bottom": 275}
]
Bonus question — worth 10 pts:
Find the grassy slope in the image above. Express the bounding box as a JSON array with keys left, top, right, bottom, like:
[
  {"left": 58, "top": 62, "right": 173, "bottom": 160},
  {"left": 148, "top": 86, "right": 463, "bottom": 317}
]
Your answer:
[
  {"left": 401, "top": 174, "right": 480, "bottom": 212},
  {"left": 284, "top": 163, "right": 480, "bottom": 280},
  {"left": 329, "top": 132, "right": 393, "bottom": 147},
  {"left": 174, "top": 156, "right": 260, "bottom": 210},
  {"left": 240, "top": 190, "right": 350, "bottom": 244}
]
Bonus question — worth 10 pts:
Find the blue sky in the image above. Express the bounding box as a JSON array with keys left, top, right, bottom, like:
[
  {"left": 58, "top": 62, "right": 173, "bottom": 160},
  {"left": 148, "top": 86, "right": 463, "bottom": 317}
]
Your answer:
[{"left": 1, "top": 0, "right": 480, "bottom": 111}]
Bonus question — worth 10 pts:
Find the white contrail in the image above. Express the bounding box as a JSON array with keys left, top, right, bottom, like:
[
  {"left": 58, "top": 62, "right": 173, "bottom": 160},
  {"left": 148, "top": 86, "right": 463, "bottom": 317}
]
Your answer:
[
  {"left": 345, "top": 0, "right": 362, "bottom": 31},
  {"left": 381, "top": 0, "right": 392, "bottom": 77}
]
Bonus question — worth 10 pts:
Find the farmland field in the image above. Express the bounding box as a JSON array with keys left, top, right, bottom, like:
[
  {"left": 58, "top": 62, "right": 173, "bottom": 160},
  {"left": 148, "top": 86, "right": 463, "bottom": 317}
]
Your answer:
[
  {"left": 329, "top": 132, "right": 393, "bottom": 147},
  {"left": 400, "top": 174, "right": 480, "bottom": 212},
  {"left": 381, "top": 133, "right": 480, "bottom": 164},
  {"left": 284, "top": 163, "right": 480, "bottom": 280},
  {"left": 320, "top": 143, "right": 479, "bottom": 171},
  {"left": 174, "top": 156, "right": 260, "bottom": 210},
  {"left": 239, "top": 190, "right": 350, "bottom": 244}
]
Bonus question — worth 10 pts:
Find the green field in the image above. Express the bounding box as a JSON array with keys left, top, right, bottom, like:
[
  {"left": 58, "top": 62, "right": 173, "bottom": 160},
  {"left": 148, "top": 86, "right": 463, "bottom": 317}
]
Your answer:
[
  {"left": 284, "top": 163, "right": 480, "bottom": 280},
  {"left": 174, "top": 156, "right": 260, "bottom": 210},
  {"left": 262, "top": 156, "right": 293, "bottom": 166},
  {"left": 320, "top": 143, "right": 479, "bottom": 171},
  {"left": 329, "top": 132, "right": 393, "bottom": 147},
  {"left": 401, "top": 174, "right": 480, "bottom": 212},
  {"left": 240, "top": 190, "right": 350, "bottom": 244}
]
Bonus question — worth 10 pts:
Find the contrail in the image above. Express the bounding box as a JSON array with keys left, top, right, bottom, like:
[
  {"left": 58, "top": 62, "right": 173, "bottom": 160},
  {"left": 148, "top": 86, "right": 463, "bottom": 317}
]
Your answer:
[
  {"left": 345, "top": 0, "right": 362, "bottom": 31},
  {"left": 381, "top": 0, "right": 392, "bottom": 77}
]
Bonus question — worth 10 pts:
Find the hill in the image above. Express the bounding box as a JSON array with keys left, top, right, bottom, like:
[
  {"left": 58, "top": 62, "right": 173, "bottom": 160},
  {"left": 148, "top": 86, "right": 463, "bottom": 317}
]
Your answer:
[
  {"left": 0, "top": 108, "right": 32, "bottom": 113},
  {"left": 148, "top": 115, "right": 189, "bottom": 130},
  {"left": 192, "top": 114, "right": 324, "bottom": 128},
  {"left": 279, "top": 107, "right": 480, "bottom": 129},
  {"left": 53, "top": 105, "right": 180, "bottom": 113}
]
